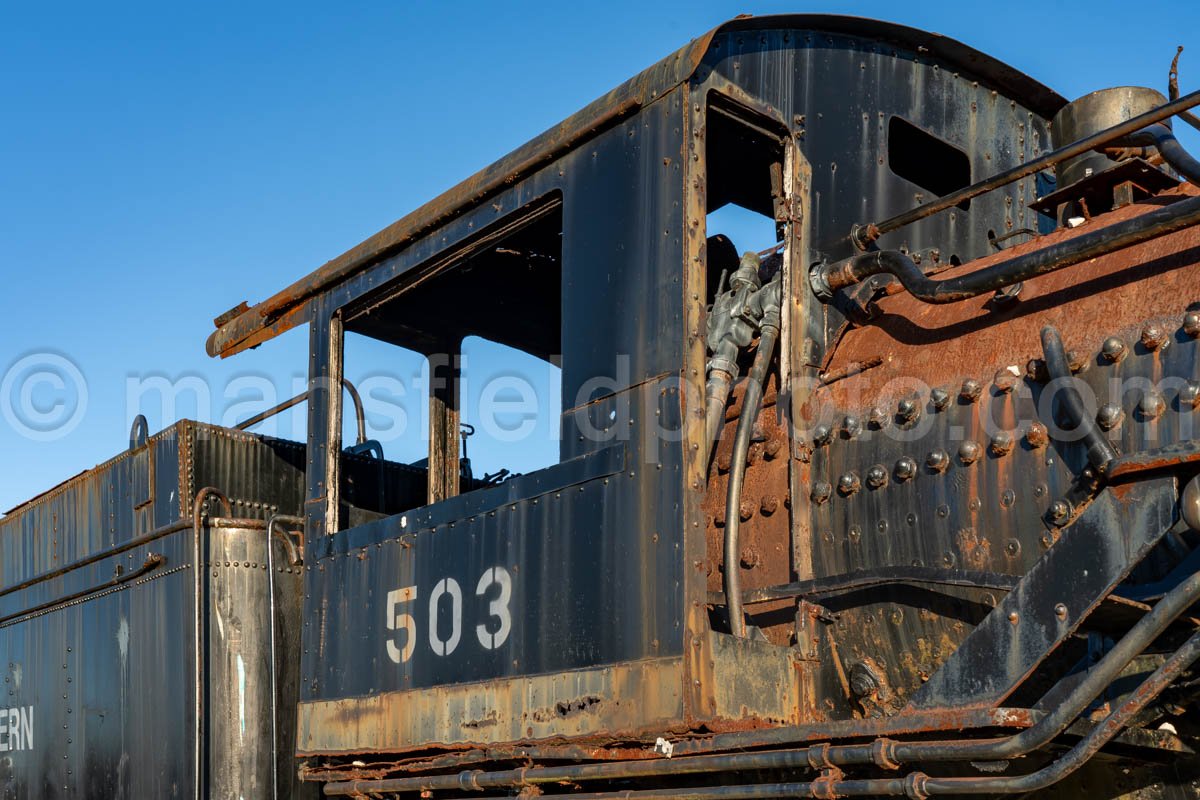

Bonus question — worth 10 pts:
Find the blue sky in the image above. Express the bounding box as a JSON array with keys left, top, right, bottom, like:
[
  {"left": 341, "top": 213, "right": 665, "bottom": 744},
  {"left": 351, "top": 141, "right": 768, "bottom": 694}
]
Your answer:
[{"left": 1, "top": 0, "right": 1197, "bottom": 512}]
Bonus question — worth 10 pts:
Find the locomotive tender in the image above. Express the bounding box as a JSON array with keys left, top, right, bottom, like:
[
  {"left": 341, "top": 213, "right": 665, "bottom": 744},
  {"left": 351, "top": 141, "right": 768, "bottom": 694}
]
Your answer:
[{"left": 7, "top": 12, "right": 1200, "bottom": 798}]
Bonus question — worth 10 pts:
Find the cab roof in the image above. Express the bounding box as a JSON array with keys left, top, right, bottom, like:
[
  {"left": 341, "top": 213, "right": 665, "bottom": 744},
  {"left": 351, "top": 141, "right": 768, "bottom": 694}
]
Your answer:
[{"left": 206, "top": 13, "right": 1064, "bottom": 359}]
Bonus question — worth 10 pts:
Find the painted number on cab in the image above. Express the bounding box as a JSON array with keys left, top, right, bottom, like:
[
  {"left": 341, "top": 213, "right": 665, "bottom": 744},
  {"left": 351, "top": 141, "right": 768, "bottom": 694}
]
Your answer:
[{"left": 385, "top": 566, "right": 513, "bottom": 663}]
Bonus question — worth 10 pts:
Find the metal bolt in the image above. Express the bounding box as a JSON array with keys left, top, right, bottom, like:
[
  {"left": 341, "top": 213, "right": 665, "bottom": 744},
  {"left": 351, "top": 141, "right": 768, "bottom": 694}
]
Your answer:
[
  {"left": 1097, "top": 403, "right": 1124, "bottom": 431},
  {"left": 958, "top": 440, "right": 980, "bottom": 465},
  {"left": 1054, "top": 603, "right": 1068, "bottom": 620},
  {"left": 930, "top": 388, "right": 951, "bottom": 411},
  {"left": 868, "top": 406, "right": 891, "bottom": 430},
  {"left": 1141, "top": 324, "right": 1167, "bottom": 351},
  {"left": 1185, "top": 312, "right": 1200, "bottom": 338},
  {"left": 838, "top": 472, "right": 861, "bottom": 496},
  {"left": 1026, "top": 422, "right": 1049, "bottom": 449},
  {"left": 811, "top": 482, "right": 832, "bottom": 504},
  {"left": 1100, "top": 336, "right": 1127, "bottom": 363},
  {"left": 1139, "top": 390, "right": 1165, "bottom": 420},
  {"left": 898, "top": 397, "right": 921, "bottom": 424},
  {"left": 842, "top": 415, "right": 862, "bottom": 439},
  {"left": 1180, "top": 383, "right": 1200, "bottom": 410},
  {"left": 926, "top": 450, "right": 949, "bottom": 473},
  {"left": 960, "top": 378, "right": 983, "bottom": 403},
  {"left": 1008, "top": 611, "right": 1020, "bottom": 625},
  {"left": 1004, "top": 539, "right": 1021, "bottom": 558},
  {"left": 990, "top": 431, "right": 1015, "bottom": 456},
  {"left": 813, "top": 425, "right": 832, "bottom": 446},
  {"left": 1048, "top": 499, "right": 1071, "bottom": 526},
  {"left": 993, "top": 366, "right": 1020, "bottom": 393},
  {"left": 1025, "top": 358, "right": 1047, "bottom": 382},
  {"left": 894, "top": 457, "right": 917, "bottom": 481},
  {"left": 866, "top": 465, "right": 888, "bottom": 489}
]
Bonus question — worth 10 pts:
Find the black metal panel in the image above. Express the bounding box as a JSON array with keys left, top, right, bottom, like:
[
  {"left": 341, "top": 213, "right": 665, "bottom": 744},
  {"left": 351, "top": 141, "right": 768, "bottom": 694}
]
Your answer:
[
  {"left": 302, "top": 377, "right": 685, "bottom": 699},
  {"left": 909, "top": 476, "right": 1177, "bottom": 708}
]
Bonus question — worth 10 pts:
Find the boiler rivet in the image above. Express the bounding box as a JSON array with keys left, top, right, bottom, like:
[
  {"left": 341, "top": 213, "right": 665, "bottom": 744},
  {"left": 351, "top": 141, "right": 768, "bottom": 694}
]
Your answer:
[
  {"left": 898, "top": 397, "right": 921, "bottom": 424},
  {"left": 866, "top": 465, "right": 888, "bottom": 489},
  {"left": 1141, "top": 324, "right": 1167, "bottom": 351},
  {"left": 842, "top": 415, "right": 862, "bottom": 439},
  {"left": 838, "top": 472, "right": 861, "bottom": 496},
  {"left": 993, "top": 366, "right": 1020, "bottom": 393},
  {"left": 894, "top": 457, "right": 917, "bottom": 481},
  {"left": 1184, "top": 312, "right": 1200, "bottom": 338},
  {"left": 1026, "top": 422, "right": 1048, "bottom": 449},
  {"left": 1097, "top": 403, "right": 1124, "bottom": 430},
  {"left": 813, "top": 425, "right": 832, "bottom": 446},
  {"left": 811, "top": 482, "right": 832, "bottom": 505},
  {"left": 930, "top": 388, "right": 951, "bottom": 411},
  {"left": 960, "top": 378, "right": 983, "bottom": 403},
  {"left": 1100, "top": 336, "right": 1127, "bottom": 363},
  {"left": 958, "top": 441, "right": 980, "bottom": 465},
  {"left": 1054, "top": 603, "right": 1068, "bottom": 620},
  {"left": 1139, "top": 391, "right": 1165, "bottom": 420},
  {"left": 868, "top": 406, "right": 891, "bottom": 430},
  {"left": 926, "top": 450, "right": 949, "bottom": 473},
  {"left": 990, "top": 431, "right": 1015, "bottom": 456}
]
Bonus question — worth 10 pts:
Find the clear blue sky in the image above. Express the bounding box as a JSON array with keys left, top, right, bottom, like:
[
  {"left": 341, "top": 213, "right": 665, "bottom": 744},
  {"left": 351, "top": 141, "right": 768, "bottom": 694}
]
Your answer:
[{"left": 2, "top": 0, "right": 1197, "bottom": 513}]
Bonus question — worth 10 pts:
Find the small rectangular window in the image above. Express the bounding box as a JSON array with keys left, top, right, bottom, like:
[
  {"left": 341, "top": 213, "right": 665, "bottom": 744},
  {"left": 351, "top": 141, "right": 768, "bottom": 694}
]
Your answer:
[{"left": 888, "top": 116, "right": 972, "bottom": 208}]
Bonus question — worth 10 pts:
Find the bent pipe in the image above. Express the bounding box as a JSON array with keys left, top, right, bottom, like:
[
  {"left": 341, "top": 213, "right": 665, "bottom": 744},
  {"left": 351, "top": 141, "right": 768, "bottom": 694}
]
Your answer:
[
  {"left": 448, "top": 628, "right": 1200, "bottom": 800},
  {"left": 815, "top": 192, "right": 1200, "bottom": 302},
  {"left": 323, "top": 566, "right": 1200, "bottom": 797},
  {"left": 192, "top": 488, "right": 232, "bottom": 800},
  {"left": 1124, "top": 124, "right": 1200, "bottom": 186},
  {"left": 1040, "top": 325, "right": 1118, "bottom": 474},
  {"left": 723, "top": 323, "right": 780, "bottom": 638}
]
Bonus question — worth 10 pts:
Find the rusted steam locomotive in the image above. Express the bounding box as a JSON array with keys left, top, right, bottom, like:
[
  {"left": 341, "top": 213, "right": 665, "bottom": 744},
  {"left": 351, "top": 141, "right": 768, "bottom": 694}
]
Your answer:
[{"left": 7, "top": 11, "right": 1200, "bottom": 799}]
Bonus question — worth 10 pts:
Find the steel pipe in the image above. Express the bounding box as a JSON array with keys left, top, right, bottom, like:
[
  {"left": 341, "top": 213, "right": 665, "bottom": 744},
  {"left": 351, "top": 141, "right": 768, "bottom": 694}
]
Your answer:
[
  {"left": 815, "top": 192, "right": 1200, "bottom": 302},
  {"left": 1040, "top": 324, "right": 1118, "bottom": 474},
  {"left": 850, "top": 87, "right": 1200, "bottom": 249}
]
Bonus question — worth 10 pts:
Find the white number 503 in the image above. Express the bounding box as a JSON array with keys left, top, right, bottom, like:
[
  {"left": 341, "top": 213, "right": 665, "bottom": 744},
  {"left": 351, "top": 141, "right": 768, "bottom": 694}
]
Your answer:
[{"left": 386, "top": 566, "right": 513, "bottom": 664}]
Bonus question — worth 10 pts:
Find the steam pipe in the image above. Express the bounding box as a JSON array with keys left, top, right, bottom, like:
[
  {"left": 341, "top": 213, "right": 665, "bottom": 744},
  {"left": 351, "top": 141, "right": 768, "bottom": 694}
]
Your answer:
[
  {"left": 1039, "top": 325, "right": 1118, "bottom": 474},
  {"left": 814, "top": 192, "right": 1200, "bottom": 302},
  {"left": 850, "top": 87, "right": 1200, "bottom": 249},
  {"left": 1124, "top": 123, "right": 1200, "bottom": 185},
  {"left": 322, "top": 571, "right": 1200, "bottom": 796},
  {"left": 264, "top": 514, "right": 304, "bottom": 800},
  {"left": 191, "top": 488, "right": 232, "bottom": 800},
  {"left": 722, "top": 324, "right": 778, "bottom": 638}
]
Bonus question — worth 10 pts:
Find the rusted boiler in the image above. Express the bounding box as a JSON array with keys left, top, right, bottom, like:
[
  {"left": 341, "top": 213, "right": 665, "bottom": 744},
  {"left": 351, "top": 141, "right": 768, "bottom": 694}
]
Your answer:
[{"left": 6, "top": 13, "right": 1200, "bottom": 800}]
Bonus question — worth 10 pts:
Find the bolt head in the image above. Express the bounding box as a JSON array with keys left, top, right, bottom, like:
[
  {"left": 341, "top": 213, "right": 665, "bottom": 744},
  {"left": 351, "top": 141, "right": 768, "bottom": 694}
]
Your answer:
[
  {"left": 866, "top": 465, "right": 888, "bottom": 489},
  {"left": 1142, "top": 324, "right": 1167, "bottom": 351},
  {"left": 990, "top": 431, "right": 1015, "bottom": 456},
  {"left": 739, "top": 500, "right": 755, "bottom": 521},
  {"left": 813, "top": 425, "right": 832, "bottom": 446},
  {"left": 958, "top": 441, "right": 980, "bottom": 465},
  {"left": 960, "top": 379, "right": 983, "bottom": 403},
  {"left": 1066, "top": 350, "right": 1089, "bottom": 374},
  {"left": 993, "top": 366, "right": 1020, "bottom": 393},
  {"left": 930, "top": 388, "right": 951, "bottom": 411},
  {"left": 868, "top": 406, "right": 891, "bottom": 429},
  {"left": 1139, "top": 391, "right": 1166, "bottom": 420},
  {"left": 841, "top": 415, "right": 862, "bottom": 439},
  {"left": 1054, "top": 603, "right": 1068, "bottom": 620},
  {"left": 1097, "top": 403, "right": 1124, "bottom": 431},
  {"left": 760, "top": 495, "right": 779, "bottom": 515},
  {"left": 1180, "top": 383, "right": 1200, "bottom": 409},
  {"left": 1026, "top": 422, "right": 1049, "bottom": 449},
  {"left": 1185, "top": 312, "right": 1200, "bottom": 338},
  {"left": 838, "top": 472, "right": 861, "bottom": 496},
  {"left": 1025, "top": 359, "right": 1047, "bottom": 382},
  {"left": 1101, "top": 336, "right": 1127, "bottom": 363},
  {"left": 898, "top": 397, "right": 921, "bottom": 423},
  {"left": 1048, "top": 499, "right": 1071, "bottom": 525},
  {"left": 810, "top": 482, "right": 832, "bottom": 504},
  {"left": 926, "top": 450, "right": 949, "bottom": 473},
  {"left": 894, "top": 457, "right": 917, "bottom": 481}
]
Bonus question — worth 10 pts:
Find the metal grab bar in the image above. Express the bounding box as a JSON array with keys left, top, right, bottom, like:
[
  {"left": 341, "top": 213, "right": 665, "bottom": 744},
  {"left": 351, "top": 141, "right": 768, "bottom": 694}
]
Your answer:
[
  {"left": 848, "top": 87, "right": 1200, "bottom": 249},
  {"left": 0, "top": 552, "right": 163, "bottom": 626},
  {"left": 234, "top": 377, "right": 368, "bottom": 447}
]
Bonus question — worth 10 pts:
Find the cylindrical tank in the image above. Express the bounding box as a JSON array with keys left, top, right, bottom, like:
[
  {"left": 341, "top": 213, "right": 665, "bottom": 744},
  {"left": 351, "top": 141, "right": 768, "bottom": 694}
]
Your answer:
[{"left": 1053, "top": 86, "right": 1168, "bottom": 189}]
